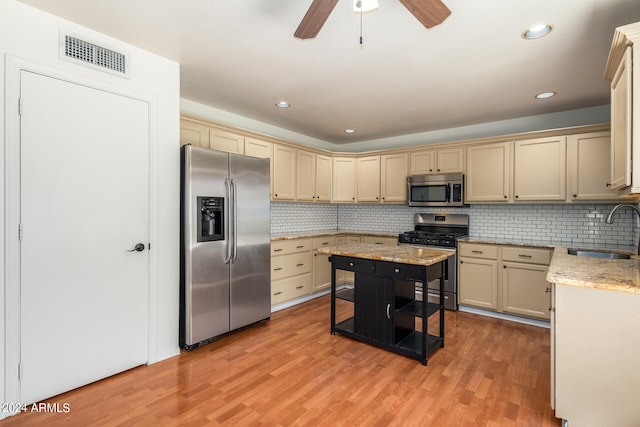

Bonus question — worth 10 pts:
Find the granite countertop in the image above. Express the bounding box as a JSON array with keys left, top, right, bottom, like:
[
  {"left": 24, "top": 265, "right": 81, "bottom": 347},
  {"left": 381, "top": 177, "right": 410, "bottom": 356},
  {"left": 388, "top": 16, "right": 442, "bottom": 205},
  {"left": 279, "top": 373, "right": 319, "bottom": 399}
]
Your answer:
[
  {"left": 317, "top": 243, "right": 454, "bottom": 266},
  {"left": 458, "top": 236, "right": 637, "bottom": 253},
  {"left": 546, "top": 245, "right": 640, "bottom": 294},
  {"left": 271, "top": 230, "right": 398, "bottom": 241}
]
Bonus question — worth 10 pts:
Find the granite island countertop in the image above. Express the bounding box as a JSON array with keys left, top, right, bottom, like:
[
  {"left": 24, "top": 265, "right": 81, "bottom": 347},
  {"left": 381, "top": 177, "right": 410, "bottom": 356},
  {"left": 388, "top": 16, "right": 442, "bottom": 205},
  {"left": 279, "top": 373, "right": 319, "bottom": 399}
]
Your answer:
[
  {"left": 317, "top": 243, "right": 454, "bottom": 266},
  {"left": 546, "top": 245, "right": 640, "bottom": 294}
]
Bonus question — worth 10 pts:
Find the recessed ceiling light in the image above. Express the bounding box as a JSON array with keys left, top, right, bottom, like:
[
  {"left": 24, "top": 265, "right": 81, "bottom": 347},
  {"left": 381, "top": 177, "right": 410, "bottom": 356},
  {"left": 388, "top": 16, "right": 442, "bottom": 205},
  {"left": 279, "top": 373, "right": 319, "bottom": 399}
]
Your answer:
[
  {"left": 521, "top": 24, "right": 554, "bottom": 40},
  {"left": 535, "top": 91, "right": 556, "bottom": 99},
  {"left": 344, "top": 129, "right": 356, "bottom": 134},
  {"left": 275, "top": 101, "right": 290, "bottom": 108}
]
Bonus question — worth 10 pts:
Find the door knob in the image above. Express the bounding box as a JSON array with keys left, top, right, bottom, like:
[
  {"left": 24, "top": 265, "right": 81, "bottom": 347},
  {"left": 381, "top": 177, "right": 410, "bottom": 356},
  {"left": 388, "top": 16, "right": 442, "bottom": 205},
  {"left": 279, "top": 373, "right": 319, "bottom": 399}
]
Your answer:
[{"left": 128, "top": 243, "right": 145, "bottom": 252}]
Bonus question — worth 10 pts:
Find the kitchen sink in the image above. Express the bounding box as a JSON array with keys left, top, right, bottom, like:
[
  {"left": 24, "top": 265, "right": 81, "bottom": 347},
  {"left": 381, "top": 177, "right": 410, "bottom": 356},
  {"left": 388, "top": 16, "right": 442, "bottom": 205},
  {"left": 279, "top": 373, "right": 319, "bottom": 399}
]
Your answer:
[{"left": 567, "top": 248, "right": 631, "bottom": 259}]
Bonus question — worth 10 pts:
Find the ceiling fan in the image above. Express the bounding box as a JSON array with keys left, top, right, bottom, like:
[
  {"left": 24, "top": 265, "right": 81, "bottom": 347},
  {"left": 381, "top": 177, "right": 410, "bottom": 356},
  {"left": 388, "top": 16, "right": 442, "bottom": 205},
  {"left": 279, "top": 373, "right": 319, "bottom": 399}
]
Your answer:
[{"left": 294, "top": 0, "right": 451, "bottom": 39}]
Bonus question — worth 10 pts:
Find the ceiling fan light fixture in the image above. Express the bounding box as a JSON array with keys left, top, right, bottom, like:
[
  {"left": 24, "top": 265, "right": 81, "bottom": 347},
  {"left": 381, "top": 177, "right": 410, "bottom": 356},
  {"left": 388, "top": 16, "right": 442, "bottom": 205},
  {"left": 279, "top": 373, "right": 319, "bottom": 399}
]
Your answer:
[
  {"left": 535, "top": 91, "right": 556, "bottom": 99},
  {"left": 353, "top": 0, "right": 379, "bottom": 13},
  {"left": 522, "top": 24, "right": 554, "bottom": 40}
]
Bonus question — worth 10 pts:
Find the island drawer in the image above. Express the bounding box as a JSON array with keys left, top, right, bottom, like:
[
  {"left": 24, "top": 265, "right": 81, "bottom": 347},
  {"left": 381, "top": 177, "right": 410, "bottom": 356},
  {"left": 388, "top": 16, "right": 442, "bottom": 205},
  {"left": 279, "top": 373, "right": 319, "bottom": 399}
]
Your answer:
[
  {"left": 376, "top": 260, "right": 427, "bottom": 282},
  {"left": 502, "top": 246, "right": 551, "bottom": 265},
  {"left": 330, "top": 256, "right": 375, "bottom": 274}
]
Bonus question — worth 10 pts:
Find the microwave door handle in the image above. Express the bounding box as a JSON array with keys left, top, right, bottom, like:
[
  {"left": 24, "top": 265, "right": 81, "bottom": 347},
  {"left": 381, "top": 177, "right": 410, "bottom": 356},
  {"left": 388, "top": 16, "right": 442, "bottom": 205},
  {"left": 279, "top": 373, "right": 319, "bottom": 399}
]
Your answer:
[{"left": 446, "top": 183, "right": 451, "bottom": 202}]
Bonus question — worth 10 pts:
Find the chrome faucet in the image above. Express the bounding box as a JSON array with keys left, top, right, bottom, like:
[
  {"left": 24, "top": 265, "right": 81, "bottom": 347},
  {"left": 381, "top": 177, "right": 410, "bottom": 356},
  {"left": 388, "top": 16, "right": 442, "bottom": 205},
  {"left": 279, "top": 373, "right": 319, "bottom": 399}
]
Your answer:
[{"left": 605, "top": 203, "right": 640, "bottom": 255}]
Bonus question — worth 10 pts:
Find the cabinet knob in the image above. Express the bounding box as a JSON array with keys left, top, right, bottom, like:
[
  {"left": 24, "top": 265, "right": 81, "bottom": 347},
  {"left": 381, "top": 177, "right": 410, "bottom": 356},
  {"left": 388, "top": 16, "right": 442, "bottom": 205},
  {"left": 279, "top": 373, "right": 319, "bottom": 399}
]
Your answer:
[
  {"left": 503, "top": 195, "right": 507, "bottom": 199},
  {"left": 573, "top": 194, "right": 577, "bottom": 198},
  {"left": 459, "top": 260, "right": 463, "bottom": 264},
  {"left": 349, "top": 262, "right": 354, "bottom": 267},
  {"left": 545, "top": 287, "right": 552, "bottom": 293},
  {"left": 394, "top": 268, "right": 400, "bottom": 273},
  {"left": 515, "top": 195, "right": 519, "bottom": 199}
]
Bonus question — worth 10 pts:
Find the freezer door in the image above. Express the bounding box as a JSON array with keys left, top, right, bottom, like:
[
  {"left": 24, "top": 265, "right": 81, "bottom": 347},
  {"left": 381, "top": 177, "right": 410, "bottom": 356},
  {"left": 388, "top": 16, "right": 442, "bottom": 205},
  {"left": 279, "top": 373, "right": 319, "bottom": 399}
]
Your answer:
[
  {"left": 229, "top": 153, "right": 271, "bottom": 330},
  {"left": 181, "top": 145, "right": 230, "bottom": 346}
]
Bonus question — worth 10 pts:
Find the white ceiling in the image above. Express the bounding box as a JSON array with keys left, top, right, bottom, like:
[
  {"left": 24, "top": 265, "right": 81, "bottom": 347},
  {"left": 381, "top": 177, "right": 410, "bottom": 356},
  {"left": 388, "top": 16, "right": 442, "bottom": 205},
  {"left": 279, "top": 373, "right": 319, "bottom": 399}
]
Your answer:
[{"left": 19, "top": 0, "right": 640, "bottom": 145}]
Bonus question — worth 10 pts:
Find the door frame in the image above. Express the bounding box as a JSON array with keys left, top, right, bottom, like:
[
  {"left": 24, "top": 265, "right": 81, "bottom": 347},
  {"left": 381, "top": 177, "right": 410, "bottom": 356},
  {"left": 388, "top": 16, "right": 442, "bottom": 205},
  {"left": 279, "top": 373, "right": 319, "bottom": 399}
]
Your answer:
[{"left": 3, "top": 55, "right": 160, "bottom": 410}]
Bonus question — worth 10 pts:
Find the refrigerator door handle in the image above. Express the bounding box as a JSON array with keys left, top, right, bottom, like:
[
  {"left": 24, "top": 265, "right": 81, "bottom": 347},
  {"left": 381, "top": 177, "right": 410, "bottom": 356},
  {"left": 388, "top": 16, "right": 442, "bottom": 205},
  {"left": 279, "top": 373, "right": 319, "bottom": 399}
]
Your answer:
[
  {"left": 231, "top": 178, "right": 238, "bottom": 263},
  {"left": 224, "top": 177, "right": 232, "bottom": 264}
]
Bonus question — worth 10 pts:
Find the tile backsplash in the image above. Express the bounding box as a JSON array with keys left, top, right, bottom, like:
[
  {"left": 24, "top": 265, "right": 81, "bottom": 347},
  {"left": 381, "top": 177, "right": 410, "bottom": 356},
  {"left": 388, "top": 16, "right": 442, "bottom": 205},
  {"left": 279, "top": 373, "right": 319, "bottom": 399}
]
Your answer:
[{"left": 272, "top": 202, "right": 639, "bottom": 247}]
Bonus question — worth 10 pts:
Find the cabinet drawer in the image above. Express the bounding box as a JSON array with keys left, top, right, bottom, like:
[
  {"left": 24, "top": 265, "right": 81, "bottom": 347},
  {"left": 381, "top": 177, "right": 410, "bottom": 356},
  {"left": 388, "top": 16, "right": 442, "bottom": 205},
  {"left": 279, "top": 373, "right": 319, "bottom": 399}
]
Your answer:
[
  {"left": 271, "top": 252, "right": 312, "bottom": 280},
  {"left": 502, "top": 246, "right": 551, "bottom": 265},
  {"left": 459, "top": 243, "right": 499, "bottom": 259},
  {"left": 361, "top": 235, "right": 398, "bottom": 246},
  {"left": 271, "top": 238, "right": 312, "bottom": 256},
  {"left": 271, "top": 273, "right": 312, "bottom": 305},
  {"left": 331, "top": 256, "right": 375, "bottom": 274},
  {"left": 375, "top": 260, "right": 427, "bottom": 281},
  {"left": 312, "top": 236, "right": 337, "bottom": 250}
]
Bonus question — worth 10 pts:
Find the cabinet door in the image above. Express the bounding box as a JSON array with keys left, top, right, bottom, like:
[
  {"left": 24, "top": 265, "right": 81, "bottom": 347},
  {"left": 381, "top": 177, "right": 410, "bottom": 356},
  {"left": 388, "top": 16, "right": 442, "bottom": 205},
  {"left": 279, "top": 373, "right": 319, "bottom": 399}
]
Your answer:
[
  {"left": 272, "top": 144, "right": 296, "bottom": 200},
  {"left": 313, "top": 236, "right": 335, "bottom": 291},
  {"left": 381, "top": 153, "right": 408, "bottom": 203},
  {"left": 466, "top": 142, "right": 510, "bottom": 202},
  {"left": 210, "top": 128, "right": 244, "bottom": 154},
  {"left": 296, "top": 150, "right": 316, "bottom": 201},
  {"left": 315, "top": 154, "right": 332, "bottom": 201},
  {"left": 354, "top": 274, "right": 394, "bottom": 344},
  {"left": 458, "top": 257, "right": 498, "bottom": 310},
  {"left": 610, "top": 46, "right": 632, "bottom": 190},
  {"left": 244, "top": 138, "right": 272, "bottom": 159},
  {"left": 357, "top": 156, "right": 381, "bottom": 202},
  {"left": 513, "top": 136, "right": 566, "bottom": 201},
  {"left": 410, "top": 150, "right": 436, "bottom": 174},
  {"left": 501, "top": 262, "right": 551, "bottom": 320},
  {"left": 436, "top": 147, "right": 465, "bottom": 174},
  {"left": 332, "top": 157, "right": 357, "bottom": 202},
  {"left": 180, "top": 119, "right": 210, "bottom": 147},
  {"left": 567, "top": 132, "right": 617, "bottom": 201}
]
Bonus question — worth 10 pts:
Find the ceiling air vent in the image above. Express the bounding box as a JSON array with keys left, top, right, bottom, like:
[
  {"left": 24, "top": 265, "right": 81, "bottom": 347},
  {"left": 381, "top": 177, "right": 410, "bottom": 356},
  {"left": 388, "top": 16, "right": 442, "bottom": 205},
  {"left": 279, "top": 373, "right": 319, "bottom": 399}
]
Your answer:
[{"left": 60, "top": 33, "right": 130, "bottom": 78}]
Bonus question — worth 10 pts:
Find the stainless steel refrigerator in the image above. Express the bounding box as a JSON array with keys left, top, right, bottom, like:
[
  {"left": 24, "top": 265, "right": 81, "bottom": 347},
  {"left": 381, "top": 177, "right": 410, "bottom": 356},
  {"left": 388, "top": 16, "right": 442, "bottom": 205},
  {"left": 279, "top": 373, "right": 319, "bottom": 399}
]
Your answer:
[{"left": 180, "top": 144, "right": 271, "bottom": 350}]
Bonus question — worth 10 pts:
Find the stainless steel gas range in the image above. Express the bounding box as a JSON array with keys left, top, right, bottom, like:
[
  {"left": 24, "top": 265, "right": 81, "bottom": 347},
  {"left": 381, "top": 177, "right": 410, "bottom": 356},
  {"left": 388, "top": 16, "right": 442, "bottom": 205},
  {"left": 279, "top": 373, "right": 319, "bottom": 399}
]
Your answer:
[{"left": 398, "top": 213, "right": 469, "bottom": 310}]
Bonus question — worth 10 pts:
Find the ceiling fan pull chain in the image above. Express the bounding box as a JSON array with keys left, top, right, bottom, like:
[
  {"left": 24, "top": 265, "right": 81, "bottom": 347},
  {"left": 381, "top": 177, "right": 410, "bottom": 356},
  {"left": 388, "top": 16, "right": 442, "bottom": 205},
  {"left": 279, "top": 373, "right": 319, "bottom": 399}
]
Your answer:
[{"left": 359, "top": 4, "right": 364, "bottom": 44}]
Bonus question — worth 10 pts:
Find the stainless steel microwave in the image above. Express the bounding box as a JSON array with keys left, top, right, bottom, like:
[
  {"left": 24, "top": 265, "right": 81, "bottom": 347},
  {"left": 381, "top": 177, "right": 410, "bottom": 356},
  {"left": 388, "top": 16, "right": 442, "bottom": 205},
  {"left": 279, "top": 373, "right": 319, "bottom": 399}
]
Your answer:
[{"left": 407, "top": 173, "right": 465, "bottom": 207}]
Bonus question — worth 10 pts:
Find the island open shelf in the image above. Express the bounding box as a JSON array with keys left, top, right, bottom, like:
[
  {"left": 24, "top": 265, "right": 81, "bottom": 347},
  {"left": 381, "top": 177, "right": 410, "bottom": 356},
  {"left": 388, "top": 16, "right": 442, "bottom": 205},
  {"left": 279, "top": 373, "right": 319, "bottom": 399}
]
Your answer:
[{"left": 322, "top": 246, "right": 452, "bottom": 366}]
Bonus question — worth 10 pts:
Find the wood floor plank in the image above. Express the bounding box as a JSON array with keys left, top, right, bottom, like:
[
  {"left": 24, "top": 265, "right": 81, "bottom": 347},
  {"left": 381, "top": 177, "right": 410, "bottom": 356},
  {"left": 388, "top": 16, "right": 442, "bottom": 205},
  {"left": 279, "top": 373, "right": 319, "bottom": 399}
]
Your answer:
[{"left": 2, "top": 295, "right": 560, "bottom": 426}]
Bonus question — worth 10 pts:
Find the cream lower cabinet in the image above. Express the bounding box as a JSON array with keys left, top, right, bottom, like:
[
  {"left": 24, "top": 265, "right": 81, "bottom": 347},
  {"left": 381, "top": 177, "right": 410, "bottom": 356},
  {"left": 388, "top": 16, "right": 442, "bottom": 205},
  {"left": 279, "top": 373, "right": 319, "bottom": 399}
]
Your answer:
[
  {"left": 458, "top": 243, "right": 499, "bottom": 310},
  {"left": 459, "top": 242, "right": 552, "bottom": 320},
  {"left": 361, "top": 235, "right": 398, "bottom": 246},
  {"left": 271, "top": 238, "right": 312, "bottom": 305},
  {"left": 312, "top": 236, "right": 336, "bottom": 291}
]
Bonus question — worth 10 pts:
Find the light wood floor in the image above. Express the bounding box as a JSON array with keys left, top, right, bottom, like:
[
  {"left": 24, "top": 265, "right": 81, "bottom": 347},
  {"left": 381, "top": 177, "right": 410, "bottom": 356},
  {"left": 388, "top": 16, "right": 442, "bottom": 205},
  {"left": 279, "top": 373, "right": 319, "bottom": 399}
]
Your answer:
[{"left": 3, "top": 295, "right": 560, "bottom": 426}]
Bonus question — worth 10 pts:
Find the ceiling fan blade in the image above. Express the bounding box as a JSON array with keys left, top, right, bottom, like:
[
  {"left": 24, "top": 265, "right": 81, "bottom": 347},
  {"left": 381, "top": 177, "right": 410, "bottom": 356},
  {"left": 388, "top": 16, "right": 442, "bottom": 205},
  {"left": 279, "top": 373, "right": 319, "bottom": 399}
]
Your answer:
[
  {"left": 294, "top": 0, "right": 339, "bottom": 39},
  {"left": 398, "top": 0, "right": 451, "bottom": 29}
]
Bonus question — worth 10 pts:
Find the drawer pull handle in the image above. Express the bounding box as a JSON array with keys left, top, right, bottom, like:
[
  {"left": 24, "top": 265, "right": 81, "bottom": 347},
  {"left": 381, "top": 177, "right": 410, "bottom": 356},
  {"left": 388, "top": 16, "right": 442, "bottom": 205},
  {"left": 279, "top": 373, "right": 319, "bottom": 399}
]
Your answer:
[
  {"left": 394, "top": 268, "right": 400, "bottom": 273},
  {"left": 545, "top": 287, "right": 552, "bottom": 293},
  {"left": 274, "top": 248, "right": 283, "bottom": 252},
  {"left": 273, "top": 267, "right": 283, "bottom": 271},
  {"left": 518, "top": 254, "right": 533, "bottom": 258},
  {"left": 296, "top": 285, "right": 304, "bottom": 289},
  {"left": 349, "top": 262, "right": 354, "bottom": 267},
  {"left": 296, "top": 245, "right": 305, "bottom": 249},
  {"left": 274, "top": 291, "right": 282, "bottom": 296},
  {"left": 386, "top": 304, "right": 391, "bottom": 319},
  {"left": 375, "top": 242, "right": 384, "bottom": 245},
  {"left": 296, "top": 263, "right": 304, "bottom": 267},
  {"left": 471, "top": 250, "right": 483, "bottom": 254},
  {"left": 322, "top": 242, "right": 329, "bottom": 245}
]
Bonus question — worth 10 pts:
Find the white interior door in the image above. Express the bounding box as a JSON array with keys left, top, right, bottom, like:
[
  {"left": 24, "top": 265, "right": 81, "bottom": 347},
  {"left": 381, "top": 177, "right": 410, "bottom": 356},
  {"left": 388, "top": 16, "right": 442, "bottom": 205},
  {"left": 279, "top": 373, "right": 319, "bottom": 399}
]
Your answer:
[{"left": 19, "top": 71, "right": 149, "bottom": 404}]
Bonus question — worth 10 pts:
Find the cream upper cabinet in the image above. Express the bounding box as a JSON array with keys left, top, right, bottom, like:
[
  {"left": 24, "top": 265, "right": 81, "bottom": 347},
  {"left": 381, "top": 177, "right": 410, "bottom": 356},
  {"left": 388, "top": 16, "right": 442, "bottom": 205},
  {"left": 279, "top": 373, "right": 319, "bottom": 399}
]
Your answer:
[
  {"left": 381, "top": 153, "right": 408, "bottom": 203},
  {"left": 296, "top": 150, "right": 316, "bottom": 201},
  {"left": 332, "top": 157, "right": 357, "bottom": 203},
  {"left": 410, "top": 147, "right": 464, "bottom": 175},
  {"left": 180, "top": 118, "right": 210, "bottom": 148},
  {"left": 357, "top": 156, "right": 381, "bottom": 202},
  {"left": 315, "top": 154, "right": 332, "bottom": 202},
  {"left": 604, "top": 22, "right": 640, "bottom": 195},
  {"left": 513, "top": 136, "right": 566, "bottom": 201},
  {"left": 567, "top": 131, "right": 619, "bottom": 201},
  {"left": 244, "top": 137, "right": 273, "bottom": 159},
  {"left": 210, "top": 128, "right": 245, "bottom": 154},
  {"left": 466, "top": 142, "right": 510, "bottom": 202},
  {"left": 272, "top": 144, "right": 296, "bottom": 200}
]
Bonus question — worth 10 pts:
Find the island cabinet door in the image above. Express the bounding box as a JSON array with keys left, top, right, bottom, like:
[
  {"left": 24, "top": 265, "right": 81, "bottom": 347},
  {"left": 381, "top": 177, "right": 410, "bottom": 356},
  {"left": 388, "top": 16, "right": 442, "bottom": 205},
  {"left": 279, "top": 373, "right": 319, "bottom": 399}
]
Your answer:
[{"left": 354, "top": 274, "right": 394, "bottom": 344}]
